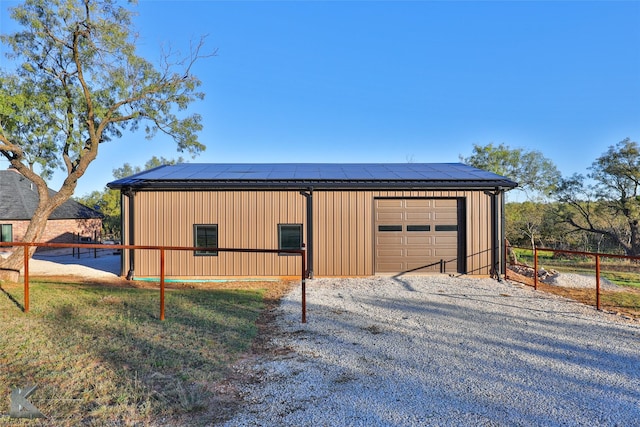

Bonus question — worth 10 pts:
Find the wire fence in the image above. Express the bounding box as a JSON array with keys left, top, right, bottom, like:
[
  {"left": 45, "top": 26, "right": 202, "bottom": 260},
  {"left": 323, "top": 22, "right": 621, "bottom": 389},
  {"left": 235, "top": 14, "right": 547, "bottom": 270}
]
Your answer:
[
  {"left": 505, "top": 242, "right": 640, "bottom": 319},
  {"left": 0, "top": 241, "right": 308, "bottom": 322}
]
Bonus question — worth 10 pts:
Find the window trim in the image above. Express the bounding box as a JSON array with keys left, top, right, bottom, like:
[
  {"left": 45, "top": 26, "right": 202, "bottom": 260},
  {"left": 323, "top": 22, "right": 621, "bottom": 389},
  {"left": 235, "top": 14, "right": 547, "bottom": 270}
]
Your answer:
[
  {"left": 278, "top": 223, "right": 303, "bottom": 255},
  {"left": 378, "top": 225, "right": 402, "bottom": 232},
  {"left": 193, "top": 224, "right": 218, "bottom": 256},
  {"left": 407, "top": 225, "right": 431, "bottom": 232},
  {"left": 0, "top": 224, "right": 12, "bottom": 243},
  {"left": 435, "top": 224, "right": 458, "bottom": 232}
]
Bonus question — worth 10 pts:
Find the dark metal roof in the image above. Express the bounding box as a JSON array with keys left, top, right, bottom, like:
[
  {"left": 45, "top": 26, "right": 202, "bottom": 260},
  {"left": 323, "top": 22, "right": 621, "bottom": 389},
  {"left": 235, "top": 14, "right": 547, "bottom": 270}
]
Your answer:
[
  {"left": 107, "top": 163, "right": 518, "bottom": 190},
  {"left": 0, "top": 170, "right": 102, "bottom": 220}
]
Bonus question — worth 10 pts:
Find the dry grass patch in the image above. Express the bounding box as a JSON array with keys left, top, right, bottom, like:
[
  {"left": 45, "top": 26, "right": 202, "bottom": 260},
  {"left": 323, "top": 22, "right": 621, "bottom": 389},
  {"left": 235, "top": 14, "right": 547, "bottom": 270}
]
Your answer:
[
  {"left": 534, "top": 282, "right": 640, "bottom": 320},
  {"left": 0, "top": 278, "right": 295, "bottom": 426}
]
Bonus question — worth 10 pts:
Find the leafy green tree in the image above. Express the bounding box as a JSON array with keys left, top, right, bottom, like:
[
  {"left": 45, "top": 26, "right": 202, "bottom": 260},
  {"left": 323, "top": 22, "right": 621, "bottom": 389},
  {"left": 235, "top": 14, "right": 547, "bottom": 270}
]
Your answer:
[
  {"left": 555, "top": 138, "right": 640, "bottom": 256},
  {"left": 0, "top": 0, "right": 211, "bottom": 280},
  {"left": 75, "top": 188, "right": 121, "bottom": 237},
  {"left": 113, "top": 156, "right": 185, "bottom": 179},
  {"left": 76, "top": 156, "right": 185, "bottom": 239},
  {"left": 461, "top": 143, "right": 561, "bottom": 200},
  {"left": 505, "top": 202, "right": 545, "bottom": 250}
]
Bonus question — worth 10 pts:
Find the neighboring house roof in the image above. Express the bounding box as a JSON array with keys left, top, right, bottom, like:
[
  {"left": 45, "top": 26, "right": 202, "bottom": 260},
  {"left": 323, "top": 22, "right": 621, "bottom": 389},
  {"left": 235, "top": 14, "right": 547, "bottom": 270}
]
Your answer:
[
  {"left": 107, "top": 163, "right": 518, "bottom": 191},
  {"left": 0, "top": 170, "right": 102, "bottom": 220}
]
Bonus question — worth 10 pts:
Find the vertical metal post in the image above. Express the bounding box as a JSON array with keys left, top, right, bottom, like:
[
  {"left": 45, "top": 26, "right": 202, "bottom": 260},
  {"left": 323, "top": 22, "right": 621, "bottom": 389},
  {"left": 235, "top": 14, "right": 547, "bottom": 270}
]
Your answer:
[
  {"left": 301, "top": 248, "right": 306, "bottom": 323},
  {"left": 504, "top": 239, "right": 508, "bottom": 271},
  {"left": 300, "top": 189, "right": 314, "bottom": 279},
  {"left": 595, "top": 255, "right": 601, "bottom": 311},
  {"left": 160, "top": 248, "right": 165, "bottom": 321},
  {"left": 500, "top": 190, "right": 506, "bottom": 276},
  {"left": 23, "top": 245, "right": 29, "bottom": 313},
  {"left": 533, "top": 247, "right": 538, "bottom": 290},
  {"left": 491, "top": 189, "right": 498, "bottom": 278},
  {"left": 125, "top": 189, "right": 136, "bottom": 280}
]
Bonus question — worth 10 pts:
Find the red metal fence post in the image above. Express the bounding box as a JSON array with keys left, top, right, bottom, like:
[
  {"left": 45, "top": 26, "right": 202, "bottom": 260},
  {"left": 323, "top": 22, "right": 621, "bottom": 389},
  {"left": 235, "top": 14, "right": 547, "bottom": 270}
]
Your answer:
[
  {"left": 160, "top": 248, "right": 165, "bottom": 321},
  {"left": 595, "top": 254, "right": 601, "bottom": 311},
  {"left": 533, "top": 247, "right": 538, "bottom": 291},
  {"left": 23, "top": 245, "right": 29, "bottom": 313}
]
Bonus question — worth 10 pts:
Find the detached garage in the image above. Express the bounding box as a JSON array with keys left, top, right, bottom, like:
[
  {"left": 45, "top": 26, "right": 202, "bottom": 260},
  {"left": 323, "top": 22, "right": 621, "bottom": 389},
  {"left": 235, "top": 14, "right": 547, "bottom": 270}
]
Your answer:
[{"left": 107, "top": 163, "right": 517, "bottom": 279}]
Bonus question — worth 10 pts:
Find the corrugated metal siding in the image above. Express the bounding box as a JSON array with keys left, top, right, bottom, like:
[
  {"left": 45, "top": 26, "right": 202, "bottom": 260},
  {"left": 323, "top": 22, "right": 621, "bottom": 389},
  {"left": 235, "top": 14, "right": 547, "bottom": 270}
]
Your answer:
[
  {"left": 131, "top": 191, "right": 305, "bottom": 277},
  {"left": 128, "top": 188, "right": 496, "bottom": 277},
  {"left": 313, "top": 190, "right": 493, "bottom": 276},
  {"left": 314, "top": 191, "right": 373, "bottom": 276}
]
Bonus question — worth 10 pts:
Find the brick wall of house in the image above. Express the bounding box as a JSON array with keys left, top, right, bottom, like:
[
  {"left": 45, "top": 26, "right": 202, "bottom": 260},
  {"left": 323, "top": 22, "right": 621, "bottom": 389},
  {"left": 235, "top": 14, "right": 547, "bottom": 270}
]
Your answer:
[{"left": 0, "top": 218, "right": 102, "bottom": 247}]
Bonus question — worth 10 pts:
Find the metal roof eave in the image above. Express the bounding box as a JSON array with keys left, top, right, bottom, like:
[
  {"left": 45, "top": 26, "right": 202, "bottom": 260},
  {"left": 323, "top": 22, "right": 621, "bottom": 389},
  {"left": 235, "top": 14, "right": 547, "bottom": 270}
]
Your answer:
[{"left": 108, "top": 179, "right": 518, "bottom": 191}]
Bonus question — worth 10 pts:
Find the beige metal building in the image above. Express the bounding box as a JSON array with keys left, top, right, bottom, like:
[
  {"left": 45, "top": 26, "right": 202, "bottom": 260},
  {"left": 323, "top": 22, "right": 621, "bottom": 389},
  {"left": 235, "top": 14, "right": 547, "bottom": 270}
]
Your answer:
[{"left": 107, "top": 163, "right": 517, "bottom": 279}]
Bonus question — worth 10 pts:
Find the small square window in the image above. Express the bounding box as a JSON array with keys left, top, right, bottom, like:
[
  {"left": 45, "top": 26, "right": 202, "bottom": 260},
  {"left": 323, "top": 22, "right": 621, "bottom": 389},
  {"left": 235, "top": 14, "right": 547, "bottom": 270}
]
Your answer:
[
  {"left": 378, "top": 225, "right": 402, "bottom": 232},
  {"left": 279, "top": 224, "right": 302, "bottom": 255},
  {"left": 0, "top": 224, "right": 12, "bottom": 243},
  {"left": 435, "top": 225, "right": 458, "bottom": 232},
  {"left": 194, "top": 224, "right": 218, "bottom": 256},
  {"left": 407, "top": 225, "right": 431, "bottom": 232}
]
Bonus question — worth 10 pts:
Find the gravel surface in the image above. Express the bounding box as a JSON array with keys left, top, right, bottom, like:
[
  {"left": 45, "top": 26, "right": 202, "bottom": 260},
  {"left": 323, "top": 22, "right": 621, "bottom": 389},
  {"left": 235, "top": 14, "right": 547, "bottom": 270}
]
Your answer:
[
  {"left": 224, "top": 275, "right": 640, "bottom": 427},
  {"left": 30, "top": 249, "right": 120, "bottom": 278},
  {"left": 550, "top": 272, "right": 622, "bottom": 291}
]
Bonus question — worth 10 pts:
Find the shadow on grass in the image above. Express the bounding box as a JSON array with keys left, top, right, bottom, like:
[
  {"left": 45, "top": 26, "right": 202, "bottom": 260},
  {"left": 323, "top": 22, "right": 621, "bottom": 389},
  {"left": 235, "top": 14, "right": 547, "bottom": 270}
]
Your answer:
[{"left": 0, "top": 283, "right": 25, "bottom": 312}]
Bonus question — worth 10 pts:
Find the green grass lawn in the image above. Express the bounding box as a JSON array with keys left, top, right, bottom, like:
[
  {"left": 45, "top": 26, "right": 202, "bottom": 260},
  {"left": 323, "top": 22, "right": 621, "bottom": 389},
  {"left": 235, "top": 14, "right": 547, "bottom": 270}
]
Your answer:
[{"left": 0, "top": 280, "right": 270, "bottom": 426}]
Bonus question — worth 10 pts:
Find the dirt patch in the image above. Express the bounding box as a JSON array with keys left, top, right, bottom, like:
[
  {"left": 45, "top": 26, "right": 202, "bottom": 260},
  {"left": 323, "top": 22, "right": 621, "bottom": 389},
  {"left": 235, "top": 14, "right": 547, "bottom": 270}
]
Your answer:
[
  {"left": 535, "top": 282, "right": 640, "bottom": 320},
  {"left": 176, "top": 279, "right": 297, "bottom": 426},
  {"left": 506, "top": 265, "right": 640, "bottom": 320}
]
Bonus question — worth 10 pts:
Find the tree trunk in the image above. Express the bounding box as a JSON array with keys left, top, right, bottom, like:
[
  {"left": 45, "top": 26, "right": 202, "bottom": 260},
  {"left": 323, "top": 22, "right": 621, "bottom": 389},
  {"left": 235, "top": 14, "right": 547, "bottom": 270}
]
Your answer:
[
  {"left": 0, "top": 206, "right": 52, "bottom": 281},
  {"left": 505, "top": 239, "right": 518, "bottom": 265},
  {"left": 0, "top": 173, "right": 69, "bottom": 281},
  {"left": 629, "top": 220, "right": 640, "bottom": 257}
]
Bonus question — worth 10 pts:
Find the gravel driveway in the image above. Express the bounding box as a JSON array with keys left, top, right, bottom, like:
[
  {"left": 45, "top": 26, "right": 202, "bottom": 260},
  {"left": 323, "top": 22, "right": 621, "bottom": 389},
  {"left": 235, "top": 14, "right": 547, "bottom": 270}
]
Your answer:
[{"left": 223, "top": 275, "right": 640, "bottom": 427}]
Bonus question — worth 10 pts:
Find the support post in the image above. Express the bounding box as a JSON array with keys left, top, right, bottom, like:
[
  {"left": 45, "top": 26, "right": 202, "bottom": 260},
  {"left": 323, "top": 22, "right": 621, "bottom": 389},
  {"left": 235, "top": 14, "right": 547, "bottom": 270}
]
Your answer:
[
  {"left": 23, "top": 245, "right": 29, "bottom": 313},
  {"left": 484, "top": 188, "right": 503, "bottom": 280},
  {"left": 160, "top": 248, "right": 165, "bottom": 321},
  {"left": 301, "top": 248, "right": 306, "bottom": 323},
  {"left": 125, "top": 189, "right": 136, "bottom": 280},
  {"left": 534, "top": 247, "right": 538, "bottom": 290},
  {"left": 299, "top": 188, "right": 314, "bottom": 279},
  {"left": 595, "top": 255, "right": 601, "bottom": 311}
]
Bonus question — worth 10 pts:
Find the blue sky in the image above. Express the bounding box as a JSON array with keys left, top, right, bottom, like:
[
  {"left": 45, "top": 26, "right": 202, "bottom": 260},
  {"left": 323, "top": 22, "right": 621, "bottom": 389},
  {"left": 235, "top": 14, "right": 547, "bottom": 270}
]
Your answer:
[{"left": 1, "top": 1, "right": 639, "bottom": 197}]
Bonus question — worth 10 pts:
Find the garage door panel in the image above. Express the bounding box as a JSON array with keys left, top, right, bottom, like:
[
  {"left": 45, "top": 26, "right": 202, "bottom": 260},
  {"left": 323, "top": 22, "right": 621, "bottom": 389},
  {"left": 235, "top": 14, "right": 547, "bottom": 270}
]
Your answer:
[
  {"left": 405, "top": 262, "right": 440, "bottom": 271},
  {"left": 433, "top": 199, "right": 457, "bottom": 208},
  {"left": 404, "top": 199, "right": 432, "bottom": 208},
  {"left": 434, "top": 250, "right": 457, "bottom": 259},
  {"left": 377, "top": 199, "right": 405, "bottom": 208},
  {"left": 375, "top": 198, "right": 460, "bottom": 274},
  {"left": 376, "top": 212, "right": 404, "bottom": 221},
  {"left": 405, "top": 211, "right": 432, "bottom": 221},
  {"left": 376, "top": 262, "right": 406, "bottom": 271},
  {"left": 377, "top": 235, "right": 404, "bottom": 245},
  {"left": 406, "top": 235, "right": 432, "bottom": 244},
  {"left": 406, "top": 248, "right": 433, "bottom": 257},
  {"left": 377, "top": 248, "right": 404, "bottom": 257},
  {"left": 433, "top": 235, "right": 457, "bottom": 245},
  {"left": 433, "top": 211, "right": 458, "bottom": 220}
]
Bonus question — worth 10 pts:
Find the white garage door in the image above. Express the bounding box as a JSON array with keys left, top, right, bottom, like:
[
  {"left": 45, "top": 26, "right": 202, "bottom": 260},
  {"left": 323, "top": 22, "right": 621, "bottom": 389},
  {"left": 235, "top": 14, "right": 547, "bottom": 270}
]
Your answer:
[{"left": 375, "top": 198, "right": 459, "bottom": 274}]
